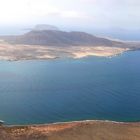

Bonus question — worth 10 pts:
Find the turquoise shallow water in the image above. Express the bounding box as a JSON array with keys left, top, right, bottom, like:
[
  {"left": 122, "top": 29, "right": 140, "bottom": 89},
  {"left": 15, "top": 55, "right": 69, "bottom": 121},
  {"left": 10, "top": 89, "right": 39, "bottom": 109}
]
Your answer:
[{"left": 0, "top": 51, "right": 140, "bottom": 125}]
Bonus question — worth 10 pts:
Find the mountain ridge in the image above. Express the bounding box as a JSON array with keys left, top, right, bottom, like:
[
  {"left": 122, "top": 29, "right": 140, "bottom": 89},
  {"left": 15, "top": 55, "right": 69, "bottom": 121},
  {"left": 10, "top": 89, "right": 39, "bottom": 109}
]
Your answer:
[{"left": 1, "top": 30, "right": 122, "bottom": 47}]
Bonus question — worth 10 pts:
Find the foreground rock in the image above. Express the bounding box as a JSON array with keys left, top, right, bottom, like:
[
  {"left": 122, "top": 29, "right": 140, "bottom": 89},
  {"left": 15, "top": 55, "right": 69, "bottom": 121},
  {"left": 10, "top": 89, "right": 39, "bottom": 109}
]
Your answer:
[{"left": 0, "top": 120, "right": 140, "bottom": 140}]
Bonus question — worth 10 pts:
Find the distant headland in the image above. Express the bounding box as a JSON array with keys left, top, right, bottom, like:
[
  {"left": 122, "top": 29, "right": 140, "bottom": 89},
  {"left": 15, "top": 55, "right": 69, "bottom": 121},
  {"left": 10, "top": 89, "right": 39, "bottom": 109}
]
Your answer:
[{"left": 0, "top": 25, "right": 139, "bottom": 61}]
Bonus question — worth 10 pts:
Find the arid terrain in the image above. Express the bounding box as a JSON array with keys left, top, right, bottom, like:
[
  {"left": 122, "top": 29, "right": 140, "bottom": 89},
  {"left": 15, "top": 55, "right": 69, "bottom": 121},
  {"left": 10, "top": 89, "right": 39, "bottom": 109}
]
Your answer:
[
  {"left": 0, "top": 120, "right": 140, "bottom": 140},
  {"left": 0, "top": 29, "right": 139, "bottom": 61},
  {"left": 0, "top": 40, "right": 131, "bottom": 61}
]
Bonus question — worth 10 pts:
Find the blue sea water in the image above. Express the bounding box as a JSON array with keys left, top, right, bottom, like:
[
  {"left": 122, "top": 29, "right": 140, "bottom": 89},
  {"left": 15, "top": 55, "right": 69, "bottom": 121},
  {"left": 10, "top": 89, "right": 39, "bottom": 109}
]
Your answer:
[{"left": 0, "top": 51, "right": 140, "bottom": 125}]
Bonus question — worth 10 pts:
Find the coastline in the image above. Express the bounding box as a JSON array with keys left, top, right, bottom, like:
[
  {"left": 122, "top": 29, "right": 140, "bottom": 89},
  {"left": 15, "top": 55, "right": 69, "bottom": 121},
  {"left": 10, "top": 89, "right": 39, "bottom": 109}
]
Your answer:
[
  {"left": 5, "top": 119, "right": 140, "bottom": 127},
  {"left": 0, "top": 41, "right": 131, "bottom": 61},
  {"left": 1, "top": 120, "right": 140, "bottom": 140}
]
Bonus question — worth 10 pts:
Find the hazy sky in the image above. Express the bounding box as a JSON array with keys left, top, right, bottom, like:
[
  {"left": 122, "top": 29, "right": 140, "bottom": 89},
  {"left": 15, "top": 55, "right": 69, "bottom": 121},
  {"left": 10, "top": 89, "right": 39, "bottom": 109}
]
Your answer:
[{"left": 0, "top": 0, "right": 140, "bottom": 38}]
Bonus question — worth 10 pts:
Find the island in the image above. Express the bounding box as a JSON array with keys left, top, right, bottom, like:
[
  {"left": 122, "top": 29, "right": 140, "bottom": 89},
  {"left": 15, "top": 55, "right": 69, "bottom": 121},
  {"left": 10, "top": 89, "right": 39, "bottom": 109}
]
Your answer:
[{"left": 0, "top": 29, "right": 139, "bottom": 61}]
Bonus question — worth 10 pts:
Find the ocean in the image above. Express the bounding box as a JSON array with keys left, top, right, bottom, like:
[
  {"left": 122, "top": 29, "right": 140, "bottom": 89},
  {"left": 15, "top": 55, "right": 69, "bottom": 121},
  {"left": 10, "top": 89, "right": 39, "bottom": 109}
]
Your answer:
[{"left": 0, "top": 51, "right": 140, "bottom": 125}]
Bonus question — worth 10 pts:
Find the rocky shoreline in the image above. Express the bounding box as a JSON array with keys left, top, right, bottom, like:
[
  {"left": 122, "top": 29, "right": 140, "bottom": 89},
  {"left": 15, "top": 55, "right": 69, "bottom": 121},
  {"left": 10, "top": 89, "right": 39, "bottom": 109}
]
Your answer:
[{"left": 0, "top": 120, "right": 140, "bottom": 140}]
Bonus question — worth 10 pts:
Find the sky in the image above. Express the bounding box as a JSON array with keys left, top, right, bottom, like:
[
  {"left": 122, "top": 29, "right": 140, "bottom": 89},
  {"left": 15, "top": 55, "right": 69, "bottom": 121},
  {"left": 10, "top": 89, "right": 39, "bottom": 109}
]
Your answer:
[{"left": 0, "top": 0, "right": 140, "bottom": 39}]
